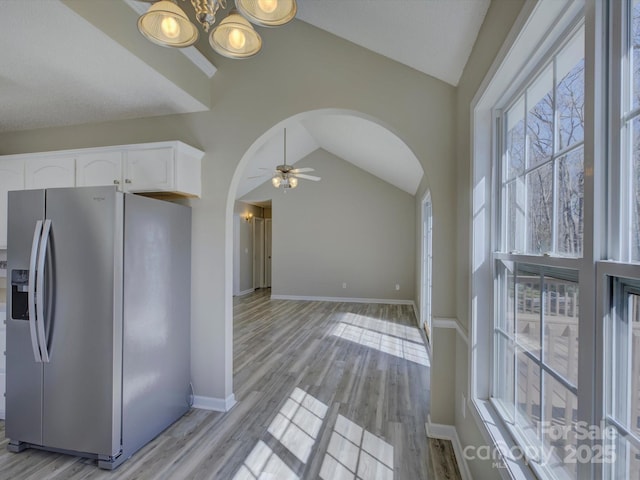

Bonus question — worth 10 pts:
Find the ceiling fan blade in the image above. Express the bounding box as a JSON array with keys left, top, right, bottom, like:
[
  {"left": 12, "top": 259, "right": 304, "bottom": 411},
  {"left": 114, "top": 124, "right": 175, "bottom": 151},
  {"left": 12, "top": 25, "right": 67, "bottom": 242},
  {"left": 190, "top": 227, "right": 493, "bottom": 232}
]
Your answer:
[
  {"left": 247, "top": 174, "right": 269, "bottom": 179},
  {"left": 294, "top": 173, "right": 321, "bottom": 181},
  {"left": 290, "top": 167, "right": 315, "bottom": 173}
]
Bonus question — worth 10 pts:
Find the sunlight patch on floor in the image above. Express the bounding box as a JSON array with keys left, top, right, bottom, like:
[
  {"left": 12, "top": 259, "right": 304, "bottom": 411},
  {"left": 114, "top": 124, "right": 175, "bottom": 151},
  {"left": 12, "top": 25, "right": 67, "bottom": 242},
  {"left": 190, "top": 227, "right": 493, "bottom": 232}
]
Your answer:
[
  {"left": 233, "top": 387, "right": 328, "bottom": 479},
  {"left": 320, "top": 414, "right": 394, "bottom": 480},
  {"left": 332, "top": 320, "right": 430, "bottom": 367},
  {"left": 267, "top": 387, "right": 329, "bottom": 463}
]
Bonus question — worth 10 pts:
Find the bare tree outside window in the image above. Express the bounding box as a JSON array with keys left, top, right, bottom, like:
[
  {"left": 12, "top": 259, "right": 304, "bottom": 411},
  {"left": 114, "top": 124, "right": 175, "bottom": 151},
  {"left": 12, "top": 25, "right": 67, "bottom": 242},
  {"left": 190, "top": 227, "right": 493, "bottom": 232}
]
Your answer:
[{"left": 503, "top": 38, "right": 584, "bottom": 258}]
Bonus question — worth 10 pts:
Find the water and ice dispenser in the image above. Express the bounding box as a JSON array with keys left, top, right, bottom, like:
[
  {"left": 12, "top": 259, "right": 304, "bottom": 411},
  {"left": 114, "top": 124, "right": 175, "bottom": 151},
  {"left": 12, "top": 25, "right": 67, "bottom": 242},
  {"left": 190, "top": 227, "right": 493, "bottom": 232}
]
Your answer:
[{"left": 10, "top": 269, "right": 29, "bottom": 321}]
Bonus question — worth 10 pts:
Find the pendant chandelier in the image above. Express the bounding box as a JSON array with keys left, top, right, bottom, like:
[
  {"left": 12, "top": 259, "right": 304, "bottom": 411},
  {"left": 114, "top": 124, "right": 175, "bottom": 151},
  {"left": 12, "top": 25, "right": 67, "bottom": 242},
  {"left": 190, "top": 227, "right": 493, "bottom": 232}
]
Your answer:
[{"left": 137, "top": 0, "right": 297, "bottom": 59}]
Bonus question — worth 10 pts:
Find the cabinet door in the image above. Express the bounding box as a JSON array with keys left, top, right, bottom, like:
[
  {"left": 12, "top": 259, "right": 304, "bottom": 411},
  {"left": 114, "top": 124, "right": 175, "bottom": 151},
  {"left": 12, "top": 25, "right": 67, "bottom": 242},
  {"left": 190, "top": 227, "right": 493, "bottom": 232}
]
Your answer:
[
  {"left": 125, "top": 147, "right": 174, "bottom": 193},
  {"left": 25, "top": 156, "right": 75, "bottom": 190},
  {"left": 76, "top": 151, "right": 123, "bottom": 189},
  {"left": 0, "top": 160, "right": 25, "bottom": 249}
]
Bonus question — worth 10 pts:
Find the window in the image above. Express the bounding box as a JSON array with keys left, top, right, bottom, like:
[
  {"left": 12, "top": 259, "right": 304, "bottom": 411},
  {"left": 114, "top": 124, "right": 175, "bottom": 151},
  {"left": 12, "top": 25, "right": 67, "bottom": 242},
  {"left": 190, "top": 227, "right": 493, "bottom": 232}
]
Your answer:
[
  {"left": 605, "top": 280, "right": 640, "bottom": 480},
  {"left": 503, "top": 30, "right": 585, "bottom": 257},
  {"left": 602, "top": 2, "right": 640, "bottom": 479},
  {"left": 493, "top": 262, "right": 580, "bottom": 479},
  {"left": 472, "top": 1, "right": 640, "bottom": 479},
  {"left": 491, "top": 24, "right": 585, "bottom": 480}
]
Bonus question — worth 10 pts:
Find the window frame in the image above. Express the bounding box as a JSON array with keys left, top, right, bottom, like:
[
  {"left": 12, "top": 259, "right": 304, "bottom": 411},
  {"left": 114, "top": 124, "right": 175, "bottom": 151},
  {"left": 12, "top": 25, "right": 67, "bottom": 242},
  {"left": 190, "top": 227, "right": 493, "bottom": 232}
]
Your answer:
[{"left": 468, "top": 1, "right": 599, "bottom": 479}]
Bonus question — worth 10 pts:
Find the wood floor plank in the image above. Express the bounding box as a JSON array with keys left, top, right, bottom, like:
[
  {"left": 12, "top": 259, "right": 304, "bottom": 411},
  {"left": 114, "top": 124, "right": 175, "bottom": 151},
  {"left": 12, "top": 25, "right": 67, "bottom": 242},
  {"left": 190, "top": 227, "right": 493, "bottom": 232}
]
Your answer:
[{"left": 0, "top": 289, "right": 442, "bottom": 479}]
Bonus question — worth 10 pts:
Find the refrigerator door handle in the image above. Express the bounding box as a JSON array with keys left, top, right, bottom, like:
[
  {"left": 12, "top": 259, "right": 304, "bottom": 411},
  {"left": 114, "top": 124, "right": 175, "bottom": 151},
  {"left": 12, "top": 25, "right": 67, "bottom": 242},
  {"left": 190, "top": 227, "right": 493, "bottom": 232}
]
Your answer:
[
  {"left": 36, "top": 219, "right": 52, "bottom": 363},
  {"left": 28, "top": 220, "right": 43, "bottom": 363}
]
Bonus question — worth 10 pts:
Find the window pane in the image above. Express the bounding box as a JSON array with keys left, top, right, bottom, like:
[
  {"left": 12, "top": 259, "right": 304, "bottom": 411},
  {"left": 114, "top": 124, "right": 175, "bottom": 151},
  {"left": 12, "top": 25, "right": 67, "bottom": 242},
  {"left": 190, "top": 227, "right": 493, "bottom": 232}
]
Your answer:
[
  {"left": 494, "top": 333, "right": 515, "bottom": 420},
  {"left": 630, "top": 294, "right": 640, "bottom": 438},
  {"left": 633, "top": 117, "right": 640, "bottom": 262},
  {"left": 633, "top": 0, "right": 640, "bottom": 111},
  {"left": 608, "top": 431, "right": 640, "bottom": 480},
  {"left": 542, "top": 373, "right": 577, "bottom": 479},
  {"left": 544, "top": 277, "right": 579, "bottom": 386},
  {"left": 517, "top": 269, "right": 541, "bottom": 357},
  {"left": 527, "top": 66, "right": 554, "bottom": 169},
  {"left": 506, "top": 179, "right": 526, "bottom": 253},
  {"left": 556, "top": 148, "right": 584, "bottom": 256},
  {"left": 527, "top": 163, "right": 554, "bottom": 254},
  {"left": 556, "top": 28, "right": 585, "bottom": 150},
  {"left": 497, "top": 263, "right": 516, "bottom": 334},
  {"left": 506, "top": 97, "right": 526, "bottom": 179},
  {"left": 516, "top": 350, "right": 541, "bottom": 433}
]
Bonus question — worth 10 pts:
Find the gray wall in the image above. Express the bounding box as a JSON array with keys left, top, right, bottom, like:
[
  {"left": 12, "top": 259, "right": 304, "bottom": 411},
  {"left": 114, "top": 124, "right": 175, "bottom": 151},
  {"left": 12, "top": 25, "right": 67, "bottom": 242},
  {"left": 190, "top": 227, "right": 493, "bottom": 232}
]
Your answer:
[
  {"left": 452, "top": 1, "right": 526, "bottom": 478},
  {"left": 243, "top": 149, "right": 415, "bottom": 300},
  {"left": 0, "top": 17, "right": 456, "bottom": 404}
]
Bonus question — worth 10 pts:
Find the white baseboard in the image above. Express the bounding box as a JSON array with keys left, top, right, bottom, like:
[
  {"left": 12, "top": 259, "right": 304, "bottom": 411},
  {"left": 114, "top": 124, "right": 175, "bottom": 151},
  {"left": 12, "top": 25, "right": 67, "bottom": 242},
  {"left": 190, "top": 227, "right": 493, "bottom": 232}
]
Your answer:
[
  {"left": 192, "top": 394, "right": 237, "bottom": 412},
  {"left": 270, "top": 294, "right": 414, "bottom": 305},
  {"left": 426, "top": 415, "right": 472, "bottom": 480}
]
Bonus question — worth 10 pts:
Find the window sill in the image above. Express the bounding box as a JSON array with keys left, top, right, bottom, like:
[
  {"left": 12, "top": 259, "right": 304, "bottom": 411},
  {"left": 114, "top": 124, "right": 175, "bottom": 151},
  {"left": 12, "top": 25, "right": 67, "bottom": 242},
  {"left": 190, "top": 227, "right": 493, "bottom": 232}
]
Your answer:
[{"left": 469, "top": 398, "right": 540, "bottom": 480}]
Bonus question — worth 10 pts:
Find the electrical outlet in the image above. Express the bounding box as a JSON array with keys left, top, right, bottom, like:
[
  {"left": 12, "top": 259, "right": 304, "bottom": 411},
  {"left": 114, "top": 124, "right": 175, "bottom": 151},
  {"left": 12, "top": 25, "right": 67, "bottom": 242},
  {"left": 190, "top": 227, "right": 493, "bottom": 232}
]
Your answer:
[
  {"left": 342, "top": 282, "right": 347, "bottom": 289},
  {"left": 395, "top": 284, "right": 400, "bottom": 291}
]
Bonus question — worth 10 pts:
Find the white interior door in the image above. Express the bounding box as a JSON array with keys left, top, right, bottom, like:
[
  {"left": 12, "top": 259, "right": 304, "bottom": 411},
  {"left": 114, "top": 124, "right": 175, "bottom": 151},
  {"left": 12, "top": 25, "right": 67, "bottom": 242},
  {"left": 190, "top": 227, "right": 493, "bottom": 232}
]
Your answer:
[
  {"left": 253, "top": 217, "right": 265, "bottom": 289},
  {"left": 265, "top": 219, "right": 272, "bottom": 288}
]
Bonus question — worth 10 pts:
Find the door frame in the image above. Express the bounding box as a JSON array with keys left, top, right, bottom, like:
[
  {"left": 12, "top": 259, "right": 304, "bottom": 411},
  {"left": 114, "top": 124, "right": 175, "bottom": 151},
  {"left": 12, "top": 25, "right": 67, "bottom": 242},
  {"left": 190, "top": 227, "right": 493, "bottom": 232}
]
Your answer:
[
  {"left": 420, "top": 190, "right": 433, "bottom": 341},
  {"left": 252, "top": 217, "right": 265, "bottom": 289}
]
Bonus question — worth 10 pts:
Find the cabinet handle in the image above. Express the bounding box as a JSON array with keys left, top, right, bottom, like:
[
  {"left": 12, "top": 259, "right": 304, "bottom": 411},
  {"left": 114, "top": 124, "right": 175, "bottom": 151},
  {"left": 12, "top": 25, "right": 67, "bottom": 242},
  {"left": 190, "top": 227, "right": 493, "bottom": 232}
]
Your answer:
[
  {"left": 113, "top": 179, "right": 120, "bottom": 185},
  {"left": 125, "top": 179, "right": 132, "bottom": 184}
]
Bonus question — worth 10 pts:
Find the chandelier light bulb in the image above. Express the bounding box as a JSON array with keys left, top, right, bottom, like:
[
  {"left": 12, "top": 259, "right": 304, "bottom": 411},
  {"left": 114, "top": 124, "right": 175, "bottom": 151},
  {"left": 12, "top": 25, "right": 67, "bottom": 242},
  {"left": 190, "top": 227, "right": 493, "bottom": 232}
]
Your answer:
[
  {"left": 289, "top": 176, "right": 298, "bottom": 188},
  {"left": 161, "top": 15, "right": 181, "bottom": 39},
  {"left": 272, "top": 176, "right": 282, "bottom": 188},
  {"left": 258, "top": 0, "right": 278, "bottom": 14},
  {"left": 228, "top": 28, "right": 246, "bottom": 49}
]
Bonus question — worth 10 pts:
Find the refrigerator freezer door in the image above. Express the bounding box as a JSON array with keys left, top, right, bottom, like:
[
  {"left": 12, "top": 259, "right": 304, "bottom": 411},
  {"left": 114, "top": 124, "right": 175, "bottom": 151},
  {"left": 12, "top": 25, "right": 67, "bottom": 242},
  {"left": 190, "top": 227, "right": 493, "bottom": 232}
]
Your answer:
[
  {"left": 121, "top": 194, "right": 191, "bottom": 457},
  {"left": 6, "top": 189, "right": 46, "bottom": 446},
  {"left": 41, "top": 187, "right": 123, "bottom": 457}
]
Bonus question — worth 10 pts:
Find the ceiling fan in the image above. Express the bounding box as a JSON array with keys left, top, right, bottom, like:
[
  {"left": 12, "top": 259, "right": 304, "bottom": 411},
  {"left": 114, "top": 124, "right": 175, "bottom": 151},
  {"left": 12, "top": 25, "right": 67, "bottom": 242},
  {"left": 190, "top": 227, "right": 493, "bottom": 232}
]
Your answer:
[{"left": 251, "top": 128, "right": 321, "bottom": 190}]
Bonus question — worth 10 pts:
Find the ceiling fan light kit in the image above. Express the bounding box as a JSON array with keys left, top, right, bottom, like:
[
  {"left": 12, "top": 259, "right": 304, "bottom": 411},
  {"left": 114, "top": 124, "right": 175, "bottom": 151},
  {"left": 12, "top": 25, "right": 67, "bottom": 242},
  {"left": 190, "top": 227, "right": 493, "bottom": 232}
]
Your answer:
[
  {"left": 136, "top": 0, "right": 297, "bottom": 58},
  {"left": 269, "top": 128, "right": 321, "bottom": 191}
]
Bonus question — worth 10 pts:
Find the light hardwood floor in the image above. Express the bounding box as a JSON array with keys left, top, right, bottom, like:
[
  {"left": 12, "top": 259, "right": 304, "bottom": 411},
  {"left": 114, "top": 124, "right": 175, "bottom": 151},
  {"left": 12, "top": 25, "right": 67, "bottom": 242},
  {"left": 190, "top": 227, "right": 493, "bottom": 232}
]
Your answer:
[{"left": 0, "top": 289, "right": 443, "bottom": 479}]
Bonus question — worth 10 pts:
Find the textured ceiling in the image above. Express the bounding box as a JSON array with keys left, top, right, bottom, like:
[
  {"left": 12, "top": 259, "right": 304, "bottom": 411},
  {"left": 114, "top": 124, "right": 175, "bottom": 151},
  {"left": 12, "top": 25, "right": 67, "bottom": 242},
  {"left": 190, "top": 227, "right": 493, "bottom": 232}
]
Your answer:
[
  {"left": 296, "top": 0, "right": 490, "bottom": 86},
  {"left": 0, "top": 0, "right": 207, "bottom": 133}
]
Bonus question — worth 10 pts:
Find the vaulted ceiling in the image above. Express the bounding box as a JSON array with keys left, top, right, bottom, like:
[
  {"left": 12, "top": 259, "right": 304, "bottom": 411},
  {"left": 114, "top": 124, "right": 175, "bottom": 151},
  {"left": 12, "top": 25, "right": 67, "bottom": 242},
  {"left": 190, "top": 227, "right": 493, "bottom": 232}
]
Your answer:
[{"left": 0, "top": 0, "right": 490, "bottom": 195}]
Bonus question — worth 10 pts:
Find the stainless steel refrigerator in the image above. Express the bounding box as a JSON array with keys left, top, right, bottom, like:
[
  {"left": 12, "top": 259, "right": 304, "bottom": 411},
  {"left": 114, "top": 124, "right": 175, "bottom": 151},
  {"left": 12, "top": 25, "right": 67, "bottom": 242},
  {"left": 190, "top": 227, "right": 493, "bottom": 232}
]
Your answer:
[{"left": 5, "top": 186, "right": 191, "bottom": 470}]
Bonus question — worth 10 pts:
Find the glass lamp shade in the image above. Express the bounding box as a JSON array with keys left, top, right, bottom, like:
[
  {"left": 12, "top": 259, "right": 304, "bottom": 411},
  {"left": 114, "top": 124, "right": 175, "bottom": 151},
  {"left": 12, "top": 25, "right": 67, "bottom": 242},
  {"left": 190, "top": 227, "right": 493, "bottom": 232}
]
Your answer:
[
  {"left": 272, "top": 176, "right": 282, "bottom": 188},
  {"left": 137, "top": 0, "right": 199, "bottom": 48},
  {"left": 209, "top": 10, "right": 262, "bottom": 58},
  {"left": 288, "top": 176, "right": 298, "bottom": 188},
  {"left": 236, "top": 0, "right": 297, "bottom": 27}
]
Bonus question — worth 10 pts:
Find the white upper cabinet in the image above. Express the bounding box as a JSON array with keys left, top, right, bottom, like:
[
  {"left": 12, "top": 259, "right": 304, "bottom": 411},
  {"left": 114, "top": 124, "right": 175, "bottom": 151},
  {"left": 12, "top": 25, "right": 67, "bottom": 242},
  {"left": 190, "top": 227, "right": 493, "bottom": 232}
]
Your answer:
[
  {"left": 73, "top": 142, "right": 202, "bottom": 196},
  {"left": 125, "top": 147, "right": 174, "bottom": 193},
  {"left": 0, "top": 159, "right": 25, "bottom": 249},
  {"left": 25, "top": 156, "right": 75, "bottom": 190},
  {"left": 0, "top": 141, "right": 203, "bottom": 249},
  {"left": 76, "top": 151, "right": 123, "bottom": 188},
  {"left": 124, "top": 143, "right": 202, "bottom": 197}
]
